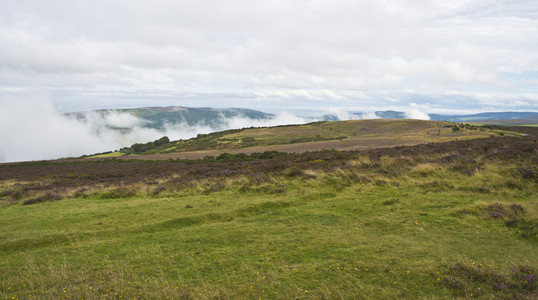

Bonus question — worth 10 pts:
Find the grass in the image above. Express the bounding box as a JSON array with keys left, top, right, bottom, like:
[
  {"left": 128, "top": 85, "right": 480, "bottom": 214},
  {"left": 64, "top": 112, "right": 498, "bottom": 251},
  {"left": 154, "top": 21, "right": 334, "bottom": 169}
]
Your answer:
[
  {"left": 515, "top": 124, "right": 538, "bottom": 127},
  {"left": 88, "top": 152, "right": 124, "bottom": 158},
  {"left": 117, "top": 119, "right": 506, "bottom": 157},
  {"left": 1, "top": 132, "right": 537, "bottom": 298}
]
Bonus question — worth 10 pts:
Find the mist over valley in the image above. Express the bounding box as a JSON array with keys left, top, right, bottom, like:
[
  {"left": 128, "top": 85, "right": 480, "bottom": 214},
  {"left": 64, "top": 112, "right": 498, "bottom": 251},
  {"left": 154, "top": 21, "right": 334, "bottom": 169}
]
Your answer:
[{"left": 1, "top": 98, "right": 537, "bottom": 163}]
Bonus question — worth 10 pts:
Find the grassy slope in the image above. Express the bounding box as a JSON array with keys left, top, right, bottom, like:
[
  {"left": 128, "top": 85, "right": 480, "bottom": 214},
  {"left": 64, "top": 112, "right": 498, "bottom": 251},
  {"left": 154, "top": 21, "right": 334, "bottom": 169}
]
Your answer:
[
  {"left": 114, "top": 119, "right": 508, "bottom": 159},
  {"left": 170, "top": 119, "right": 498, "bottom": 152},
  {"left": 1, "top": 134, "right": 537, "bottom": 299}
]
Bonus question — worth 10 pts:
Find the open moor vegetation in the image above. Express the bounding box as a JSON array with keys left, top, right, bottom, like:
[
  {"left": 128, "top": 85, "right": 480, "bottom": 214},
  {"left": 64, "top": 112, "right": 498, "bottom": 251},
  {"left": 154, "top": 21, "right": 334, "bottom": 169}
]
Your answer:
[
  {"left": 109, "top": 119, "right": 510, "bottom": 157},
  {"left": 0, "top": 124, "right": 536, "bottom": 299}
]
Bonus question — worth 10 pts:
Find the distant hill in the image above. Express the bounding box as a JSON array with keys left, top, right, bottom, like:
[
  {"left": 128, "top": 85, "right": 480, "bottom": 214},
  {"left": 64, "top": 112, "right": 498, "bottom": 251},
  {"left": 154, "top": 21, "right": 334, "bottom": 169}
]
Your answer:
[
  {"left": 461, "top": 115, "right": 538, "bottom": 126},
  {"left": 66, "top": 106, "right": 274, "bottom": 130},
  {"left": 320, "top": 111, "right": 538, "bottom": 123},
  {"left": 67, "top": 107, "right": 538, "bottom": 132},
  {"left": 375, "top": 110, "right": 407, "bottom": 119},
  {"left": 429, "top": 112, "right": 538, "bottom": 123},
  {"left": 318, "top": 110, "right": 406, "bottom": 121}
]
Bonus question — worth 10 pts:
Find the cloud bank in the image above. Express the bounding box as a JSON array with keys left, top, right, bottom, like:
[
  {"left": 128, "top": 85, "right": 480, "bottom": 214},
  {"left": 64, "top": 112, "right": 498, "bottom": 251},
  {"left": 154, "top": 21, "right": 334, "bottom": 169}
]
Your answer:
[
  {"left": 1, "top": 95, "right": 434, "bottom": 163},
  {"left": 404, "top": 103, "right": 431, "bottom": 120},
  {"left": 0, "top": 97, "right": 316, "bottom": 163},
  {"left": 0, "top": 0, "right": 537, "bottom": 112}
]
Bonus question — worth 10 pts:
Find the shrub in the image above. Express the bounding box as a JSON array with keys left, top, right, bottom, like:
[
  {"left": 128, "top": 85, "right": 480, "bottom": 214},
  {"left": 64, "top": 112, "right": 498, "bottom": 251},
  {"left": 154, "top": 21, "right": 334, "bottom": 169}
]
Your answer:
[
  {"left": 484, "top": 203, "right": 536, "bottom": 238},
  {"left": 518, "top": 166, "right": 538, "bottom": 181},
  {"left": 442, "top": 262, "right": 537, "bottom": 297},
  {"left": 154, "top": 136, "right": 170, "bottom": 146},
  {"left": 484, "top": 203, "right": 525, "bottom": 219}
]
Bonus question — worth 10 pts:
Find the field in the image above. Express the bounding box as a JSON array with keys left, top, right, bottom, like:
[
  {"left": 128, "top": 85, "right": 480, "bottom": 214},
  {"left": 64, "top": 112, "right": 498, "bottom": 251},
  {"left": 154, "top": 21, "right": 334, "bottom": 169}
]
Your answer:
[
  {"left": 0, "top": 124, "right": 537, "bottom": 299},
  {"left": 110, "top": 119, "right": 511, "bottom": 160}
]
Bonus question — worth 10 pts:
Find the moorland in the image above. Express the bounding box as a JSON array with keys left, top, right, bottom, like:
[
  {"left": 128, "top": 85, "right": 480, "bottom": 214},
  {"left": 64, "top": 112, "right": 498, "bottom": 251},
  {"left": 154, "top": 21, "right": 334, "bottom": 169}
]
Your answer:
[
  {"left": 0, "top": 119, "right": 536, "bottom": 299},
  {"left": 98, "top": 119, "right": 506, "bottom": 159}
]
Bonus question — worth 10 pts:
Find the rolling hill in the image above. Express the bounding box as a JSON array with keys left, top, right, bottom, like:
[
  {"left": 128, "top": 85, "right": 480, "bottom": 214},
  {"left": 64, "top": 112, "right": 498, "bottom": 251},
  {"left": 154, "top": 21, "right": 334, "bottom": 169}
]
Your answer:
[
  {"left": 66, "top": 106, "right": 275, "bottom": 131},
  {"left": 467, "top": 115, "right": 538, "bottom": 126},
  {"left": 96, "top": 119, "right": 515, "bottom": 160},
  {"left": 1, "top": 125, "right": 536, "bottom": 299},
  {"left": 66, "top": 106, "right": 538, "bottom": 140},
  {"left": 429, "top": 112, "right": 538, "bottom": 123}
]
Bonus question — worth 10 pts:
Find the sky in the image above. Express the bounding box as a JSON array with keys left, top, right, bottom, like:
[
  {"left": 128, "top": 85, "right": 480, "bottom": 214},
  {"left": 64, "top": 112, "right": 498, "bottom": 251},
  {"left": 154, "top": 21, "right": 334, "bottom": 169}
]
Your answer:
[
  {"left": 1, "top": 0, "right": 538, "bottom": 114},
  {"left": 1, "top": 0, "right": 538, "bottom": 162}
]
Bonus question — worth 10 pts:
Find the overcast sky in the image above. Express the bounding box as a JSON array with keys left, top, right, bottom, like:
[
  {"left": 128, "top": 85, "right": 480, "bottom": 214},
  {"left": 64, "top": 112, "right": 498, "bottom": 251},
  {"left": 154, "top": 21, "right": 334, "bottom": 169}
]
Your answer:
[{"left": 1, "top": 0, "right": 538, "bottom": 113}]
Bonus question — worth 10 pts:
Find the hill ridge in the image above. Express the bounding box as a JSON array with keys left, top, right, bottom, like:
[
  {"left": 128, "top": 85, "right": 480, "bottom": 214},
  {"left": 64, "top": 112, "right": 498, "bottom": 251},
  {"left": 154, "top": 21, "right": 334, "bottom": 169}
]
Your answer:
[{"left": 87, "top": 119, "right": 517, "bottom": 160}]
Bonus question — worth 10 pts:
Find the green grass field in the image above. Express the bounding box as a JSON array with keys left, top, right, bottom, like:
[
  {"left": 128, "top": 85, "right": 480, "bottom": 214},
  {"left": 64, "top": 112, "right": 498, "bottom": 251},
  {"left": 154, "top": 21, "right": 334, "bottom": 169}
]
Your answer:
[{"left": 1, "top": 130, "right": 537, "bottom": 299}]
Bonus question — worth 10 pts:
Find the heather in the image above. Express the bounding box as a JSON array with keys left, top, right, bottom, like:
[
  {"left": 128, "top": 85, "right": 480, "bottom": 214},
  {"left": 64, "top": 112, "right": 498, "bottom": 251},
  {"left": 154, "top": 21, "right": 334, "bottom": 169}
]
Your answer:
[{"left": 0, "top": 131, "right": 537, "bottom": 299}]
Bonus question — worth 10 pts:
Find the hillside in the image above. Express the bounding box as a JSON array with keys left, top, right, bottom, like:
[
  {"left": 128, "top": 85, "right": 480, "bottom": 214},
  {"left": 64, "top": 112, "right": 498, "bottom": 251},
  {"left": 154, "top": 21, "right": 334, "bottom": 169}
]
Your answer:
[
  {"left": 66, "top": 106, "right": 274, "bottom": 131},
  {"left": 108, "top": 119, "right": 514, "bottom": 160},
  {"left": 468, "top": 115, "right": 538, "bottom": 126},
  {"left": 0, "top": 131, "right": 536, "bottom": 299},
  {"left": 66, "top": 106, "right": 538, "bottom": 136},
  {"left": 430, "top": 112, "right": 538, "bottom": 123}
]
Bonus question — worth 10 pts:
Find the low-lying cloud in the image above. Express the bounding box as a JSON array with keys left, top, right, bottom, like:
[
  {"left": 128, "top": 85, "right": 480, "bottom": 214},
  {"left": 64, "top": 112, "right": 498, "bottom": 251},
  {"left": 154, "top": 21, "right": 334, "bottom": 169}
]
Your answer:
[
  {"left": 0, "top": 97, "right": 314, "bottom": 163},
  {"left": 1, "top": 97, "right": 114, "bottom": 163},
  {"left": 0, "top": 96, "right": 432, "bottom": 163},
  {"left": 404, "top": 103, "right": 431, "bottom": 120}
]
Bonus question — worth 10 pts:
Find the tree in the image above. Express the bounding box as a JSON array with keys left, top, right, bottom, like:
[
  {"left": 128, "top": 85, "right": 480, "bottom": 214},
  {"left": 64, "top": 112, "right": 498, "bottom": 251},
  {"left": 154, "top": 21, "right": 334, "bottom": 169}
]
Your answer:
[{"left": 154, "top": 136, "right": 170, "bottom": 146}]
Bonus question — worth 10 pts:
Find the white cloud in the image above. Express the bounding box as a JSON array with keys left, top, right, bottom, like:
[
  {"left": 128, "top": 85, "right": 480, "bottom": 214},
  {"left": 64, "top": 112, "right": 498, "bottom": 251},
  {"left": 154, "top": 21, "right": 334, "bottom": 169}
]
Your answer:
[
  {"left": 222, "top": 112, "right": 309, "bottom": 129},
  {"left": 0, "top": 94, "right": 196, "bottom": 162},
  {"left": 404, "top": 103, "right": 431, "bottom": 120},
  {"left": 0, "top": 94, "right": 312, "bottom": 162},
  {"left": 0, "top": 1, "right": 537, "bottom": 114},
  {"left": 0, "top": 94, "right": 114, "bottom": 162},
  {"left": 3, "top": 1, "right": 538, "bottom": 162}
]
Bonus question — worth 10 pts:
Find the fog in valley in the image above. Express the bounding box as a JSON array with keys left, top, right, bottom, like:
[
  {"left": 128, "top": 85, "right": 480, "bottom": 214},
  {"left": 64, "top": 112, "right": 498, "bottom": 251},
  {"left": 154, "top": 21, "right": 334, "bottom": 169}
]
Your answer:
[{"left": 0, "top": 96, "right": 432, "bottom": 163}]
